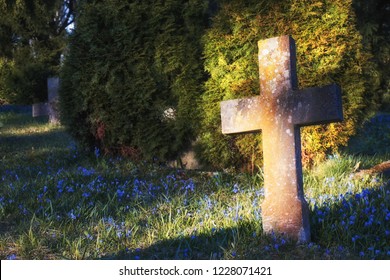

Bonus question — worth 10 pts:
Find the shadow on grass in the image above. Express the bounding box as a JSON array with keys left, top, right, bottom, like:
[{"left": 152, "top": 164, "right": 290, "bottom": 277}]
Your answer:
[
  {"left": 0, "top": 105, "right": 32, "bottom": 114},
  {"left": 100, "top": 222, "right": 265, "bottom": 260},
  {"left": 1, "top": 112, "right": 389, "bottom": 259},
  {"left": 0, "top": 129, "right": 70, "bottom": 148},
  {"left": 99, "top": 181, "right": 389, "bottom": 260},
  {"left": 0, "top": 130, "right": 74, "bottom": 168},
  {"left": 0, "top": 112, "right": 73, "bottom": 158}
]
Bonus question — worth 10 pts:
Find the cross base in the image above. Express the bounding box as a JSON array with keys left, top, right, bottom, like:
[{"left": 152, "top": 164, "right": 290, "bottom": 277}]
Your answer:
[{"left": 262, "top": 195, "right": 310, "bottom": 242}]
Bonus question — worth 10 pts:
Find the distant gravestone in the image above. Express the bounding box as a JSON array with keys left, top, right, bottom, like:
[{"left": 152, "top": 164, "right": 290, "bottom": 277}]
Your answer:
[
  {"left": 47, "top": 77, "right": 60, "bottom": 124},
  {"left": 31, "top": 77, "right": 60, "bottom": 124},
  {"left": 32, "top": 102, "right": 49, "bottom": 117},
  {"left": 220, "top": 35, "right": 343, "bottom": 242}
]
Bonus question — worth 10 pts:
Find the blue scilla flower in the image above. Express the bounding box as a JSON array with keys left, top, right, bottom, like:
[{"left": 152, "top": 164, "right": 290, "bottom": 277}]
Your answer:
[
  {"left": 252, "top": 197, "right": 258, "bottom": 207},
  {"left": 204, "top": 195, "right": 213, "bottom": 210},
  {"left": 385, "top": 210, "right": 390, "bottom": 221},
  {"left": 342, "top": 199, "right": 351, "bottom": 210},
  {"left": 318, "top": 194, "right": 329, "bottom": 203},
  {"left": 355, "top": 192, "right": 362, "bottom": 200},
  {"left": 341, "top": 220, "right": 348, "bottom": 230},
  {"left": 184, "top": 179, "right": 195, "bottom": 192},
  {"left": 254, "top": 209, "right": 261, "bottom": 221},
  {"left": 324, "top": 177, "right": 335, "bottom": 186},
  {"left": 37, "top": 193, "right": 44, "bottom": 202},
  {"left": 364, "top": 215, "right": 375, "bottom": 227},
  {"left": 223, "top": 209, "right": 229, "bottom": 218},
  {"left": 362, "top": 189, "right": 371, "bottom": 198},
  {"left": 86, "top": 233, "right": 93, "bottom": 240},
  {"left": 68, "top": 210, "right": 77, "bottom": 220},
  {"left": 232, "top": 183, "right": 239, "bottom": 194},
  {"left": 57, "top": 179, "right": 64, "bottom": 191},
  {"left": 256, "top": 188, "right": 265, "bottom": 197},
  {"left": 117, "top": 189, "right": 125, "bottom": 198},
  {"left": 104, "top": 216, "right": 115, "bottom": 225},
  {"left": 352, "top": 235, "right": 360, "bottom": 242},
  {"left": 94, "top": 147, "right": 100, "bottom": 158},
  {"left": 82, "top": 192, "right": 91, "bottom": 198},
  {"left": 166, "top": 174, "right": 176, "bottom": 181},
  {"left": 7, "top": 254, "right": 17, "bottom": 260},
  {"left": 349, "top": 215, "right": 356, "bottom": 225},
  {"left": 78, "top": 167, "right": 95, "bottom": 176},
  {"left": 56, "top": 168, "right": 64, "bottom": 175},
  {"left": 183, "top": 248, "right": 189, "bottom": 258}
]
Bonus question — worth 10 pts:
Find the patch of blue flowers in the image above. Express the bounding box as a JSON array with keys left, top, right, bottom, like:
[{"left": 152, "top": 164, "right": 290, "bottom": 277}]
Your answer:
[
  {"left": 310, "top": 183, "right": 390, "bottom": 259},
  {"left": 0, "top": 157, "right": 200, "bottom": 225}
]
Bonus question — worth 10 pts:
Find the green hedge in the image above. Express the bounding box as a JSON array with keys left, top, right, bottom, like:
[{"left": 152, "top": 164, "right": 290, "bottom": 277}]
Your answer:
[
  {"left": 61, "top": 0, "right": 382, "bottom": 169},
  {"left": 0, "top": 54, "right": 50, "bottom": 104},
  {"left": 0, "top": 0, "right": 67, "bottom": 104},
  {"left": 60, "top": 0, "right": 211, "bottom": 160}
]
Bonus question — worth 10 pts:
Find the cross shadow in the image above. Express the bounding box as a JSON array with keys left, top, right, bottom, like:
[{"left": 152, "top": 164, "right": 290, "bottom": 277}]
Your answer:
[
  {"left": 98, "top": 222, "right": 257, "bottom": 260},
  {"left": 97, "top": 180, "right": 389, "bottom": 260}
]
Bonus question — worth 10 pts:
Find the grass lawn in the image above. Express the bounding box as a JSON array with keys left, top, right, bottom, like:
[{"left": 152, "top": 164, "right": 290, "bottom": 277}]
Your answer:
[{"left": 0, "top": 109, "right": 389, "bottom": 259}]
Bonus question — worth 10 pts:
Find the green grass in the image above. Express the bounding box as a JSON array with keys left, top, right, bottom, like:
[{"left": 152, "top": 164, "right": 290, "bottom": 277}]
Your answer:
[{"left": 0, "top": 110, "right": 389, "bottom": 260}]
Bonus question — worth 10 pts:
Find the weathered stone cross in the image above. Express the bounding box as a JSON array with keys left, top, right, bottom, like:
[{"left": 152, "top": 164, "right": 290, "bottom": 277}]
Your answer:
[{"left": 220, "top": 35, "right": 343, "bottom": 242}]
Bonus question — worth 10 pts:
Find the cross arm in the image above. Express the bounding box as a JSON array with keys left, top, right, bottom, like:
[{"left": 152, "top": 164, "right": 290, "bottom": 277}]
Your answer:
[
  {"left": 220, "top": 96, "right": 263, "bottom": 134},
  {"left": 291, "top": 84, "right": 343, "bottom": 126}
]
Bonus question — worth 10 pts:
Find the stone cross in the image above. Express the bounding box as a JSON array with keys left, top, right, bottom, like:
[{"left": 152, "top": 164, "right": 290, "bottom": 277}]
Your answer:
[
  {"left": 47, "top": 77, "right": 60, "bottom": 124},
  {"left": 220, "top": 35, "right": 343, "bottom": 242}
]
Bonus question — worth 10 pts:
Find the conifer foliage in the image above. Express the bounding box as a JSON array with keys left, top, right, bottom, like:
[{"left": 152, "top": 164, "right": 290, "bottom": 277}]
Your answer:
[
  {"left": 197, "top": 0, "right": 380, "bottom": 169},
  {"left": 60, "top": 0, "right": 210, "bottom": 160},
  {"left": 0, "top": 0, "right": 76, "bottom": 104},
  {"left": 61, "top": 0, "right": 383, "bottom": 169}
]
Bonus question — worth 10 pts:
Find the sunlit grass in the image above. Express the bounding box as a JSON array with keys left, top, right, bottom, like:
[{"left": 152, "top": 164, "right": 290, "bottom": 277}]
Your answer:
[{"left": 0, "top": 111, "right": 389, "bottom": 260}]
